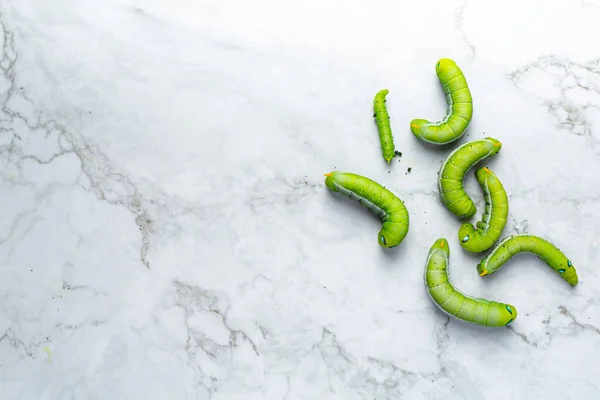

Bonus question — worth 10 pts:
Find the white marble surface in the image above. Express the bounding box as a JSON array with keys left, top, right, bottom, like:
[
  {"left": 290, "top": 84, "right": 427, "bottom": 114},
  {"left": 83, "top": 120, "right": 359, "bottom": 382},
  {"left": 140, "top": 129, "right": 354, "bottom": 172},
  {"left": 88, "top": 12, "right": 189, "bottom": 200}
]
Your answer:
[{"left": 1, "top": 0, "right": 599, "bottom": 398}]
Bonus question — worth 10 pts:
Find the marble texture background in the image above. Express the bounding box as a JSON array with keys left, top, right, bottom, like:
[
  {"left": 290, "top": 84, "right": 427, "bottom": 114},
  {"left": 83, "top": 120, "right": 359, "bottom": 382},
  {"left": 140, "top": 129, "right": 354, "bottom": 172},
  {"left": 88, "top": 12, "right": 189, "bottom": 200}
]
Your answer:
[{"left": 1, "top": 0, "right": 599, "bottom": 399}]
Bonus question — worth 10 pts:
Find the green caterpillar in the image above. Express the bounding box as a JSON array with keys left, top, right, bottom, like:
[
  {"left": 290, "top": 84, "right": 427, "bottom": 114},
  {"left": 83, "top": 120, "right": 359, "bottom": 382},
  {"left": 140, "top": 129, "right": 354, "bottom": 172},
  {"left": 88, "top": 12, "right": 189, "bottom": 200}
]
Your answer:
[
  {"left": 373, "top": 89, "right": 395, "bottom": 163},
  {"left": 424, "top": 238, "right": 517, "bottom": 327},
  {"left": 438, "top": 138, "right": 502, "bottom": 219},
  {"left": 458, "top": 167, "right": 508, "bottom": 252},
  {"left": 410, "top": 58, "right": 473, "bottom": 144},
  {"left": 477, "top": 234, "right": 579, "bottom": 286},
  {"left": 324, "top": 171, "right": 409, "bottom": 248}
]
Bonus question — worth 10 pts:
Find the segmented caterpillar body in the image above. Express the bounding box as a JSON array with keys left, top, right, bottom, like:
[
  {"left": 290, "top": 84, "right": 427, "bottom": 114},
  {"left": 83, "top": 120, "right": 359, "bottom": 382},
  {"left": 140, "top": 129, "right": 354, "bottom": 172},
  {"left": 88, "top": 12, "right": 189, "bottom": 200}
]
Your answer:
[
  {"left": 373, "top": 89, "right": 395, "bottom": 163},
  {"left": 411, "top": 59, "right": 473, "bottom": 145},
  {"left": 478, "top": 234, "right": 579, "bottom": 286},
  {"left": 425, "top": 238, "right": 517, "bottom": 327},
  {"left": 324, "top": 171, "right": 409, "bottom": 248},
  {"left": 438, "top": 138, "right": 502, "bottom": 219},
  {"left": 458, "top": 167, "right": 508, "bottom": 252}
]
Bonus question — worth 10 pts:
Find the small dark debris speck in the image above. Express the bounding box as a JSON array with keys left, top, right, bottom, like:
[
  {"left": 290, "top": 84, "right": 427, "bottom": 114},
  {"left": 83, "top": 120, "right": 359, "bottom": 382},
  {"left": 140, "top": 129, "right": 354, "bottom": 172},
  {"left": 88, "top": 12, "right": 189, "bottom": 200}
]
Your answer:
[{"left": 394, "top": 151, "right": 402, "bottom": 157}]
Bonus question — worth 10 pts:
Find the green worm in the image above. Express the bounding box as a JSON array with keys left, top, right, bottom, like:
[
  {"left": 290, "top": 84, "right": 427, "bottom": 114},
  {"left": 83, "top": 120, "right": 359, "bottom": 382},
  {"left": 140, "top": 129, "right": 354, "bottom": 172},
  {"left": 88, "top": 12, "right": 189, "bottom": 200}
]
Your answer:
[
  {"left": 424, "top": 238, "right": 517, "bottom": 327},
  {"left": 477, "top": 234, "right": 579, "bottom": 286},
  {"left": 324, "top": 171, "right": 409, "bottom": 248},
  {"left": 438, "top": 137, "right": 502, "bottom": 219},
  {"left": 373, "top": 89, "right": 395, "bottom": 163},
  {"left": 458, "top": 167, "right": 508, "bottom": 252},
  {"left": 410, "top": 58, "right": 473, "bottom": 144}
]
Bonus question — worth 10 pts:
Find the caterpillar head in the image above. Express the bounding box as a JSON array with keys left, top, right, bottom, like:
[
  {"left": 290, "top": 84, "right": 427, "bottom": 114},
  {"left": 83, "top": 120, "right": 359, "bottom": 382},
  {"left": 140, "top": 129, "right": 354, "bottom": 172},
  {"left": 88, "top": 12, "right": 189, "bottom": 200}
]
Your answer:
[
  {"left": 375, "top": 89, "right": 389, "bottom": 100},
  {"left": 458, "top": 223, "right": 479, "bottom": 252},
  {"left": 497, "top": 303, "right": 518, "bottom": 326},
  {"left": 378, "top": 232, "right": 390, "bottom": 248},
  {"left": 378, "top": 230, "right": 400, "bottom": 249},
  {"left": 560, "top": 259, "right": 579, "bottom": 286},
  {"left": 435, "top": 58, "right": 457, "bottom": 74},
  {"left": 379, "top": 219, "right": 408, "bottom": 249},
  {"left": 458, "top": 203, "right": 477, "bottom": 219}
]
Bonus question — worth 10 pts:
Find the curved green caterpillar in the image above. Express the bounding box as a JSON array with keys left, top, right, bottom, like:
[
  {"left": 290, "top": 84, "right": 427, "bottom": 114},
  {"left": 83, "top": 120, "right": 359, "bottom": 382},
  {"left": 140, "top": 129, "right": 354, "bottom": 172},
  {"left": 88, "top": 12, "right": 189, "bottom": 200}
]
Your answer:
[
  {"left": 373, "top": 89, "right": 395, "bottom": 163},
  {"left": 458, "top": 167, "right": 508, "bottom": 252},
  {"left": 410, "top": 58, "right": 473, "bottom": 144},
  {"left": 477, "top": 234, "right": 579, "bottom": 286},
  {"left": 438, "top": 137, "right": 502, "bottom": 219},
  {"left": 424, "top": 238, "right": 517, "bottom": 327},
  {"left": 324, "top": 171, "right": 409, "bottom": 248}
]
